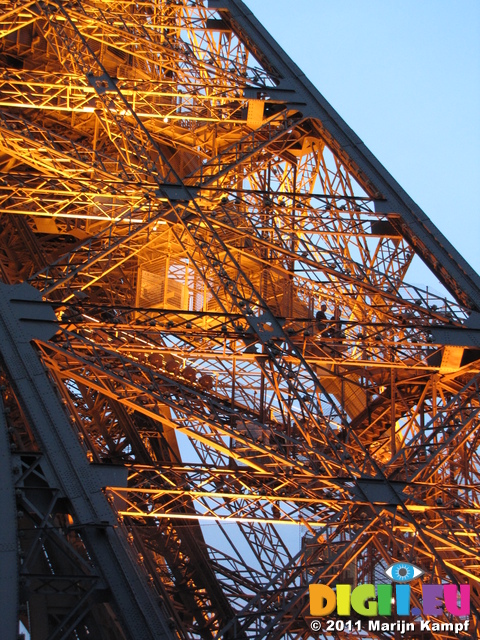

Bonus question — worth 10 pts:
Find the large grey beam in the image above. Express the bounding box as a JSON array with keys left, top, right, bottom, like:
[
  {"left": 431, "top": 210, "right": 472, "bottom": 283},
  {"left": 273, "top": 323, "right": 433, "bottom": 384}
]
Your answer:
[
  {"left": 0, "top": 394, "right": 19, "bottom": 640},
  {"left": 209, "top": 0, "right": 480, "bottom": 311},
  {"left": 0, "top": 283, "right": 173, "bottom": 640}
]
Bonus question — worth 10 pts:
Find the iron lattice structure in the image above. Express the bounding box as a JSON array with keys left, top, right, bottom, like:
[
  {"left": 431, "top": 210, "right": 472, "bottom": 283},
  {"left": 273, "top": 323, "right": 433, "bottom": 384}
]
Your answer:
[{"left": 1, "top": 1, "right": 480, "bottom": 639}]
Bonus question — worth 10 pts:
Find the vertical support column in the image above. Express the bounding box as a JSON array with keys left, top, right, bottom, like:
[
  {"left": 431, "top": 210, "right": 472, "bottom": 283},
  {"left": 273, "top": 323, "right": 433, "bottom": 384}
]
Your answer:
[
  {"left": 0, "top": 393, "right": 19, "bottom": 640},
  {"left": 0, "top": 283, "right": 173, "bottom": 640},
  {"left": 390, "top": 369, "right": 396, "bottom": 457}
]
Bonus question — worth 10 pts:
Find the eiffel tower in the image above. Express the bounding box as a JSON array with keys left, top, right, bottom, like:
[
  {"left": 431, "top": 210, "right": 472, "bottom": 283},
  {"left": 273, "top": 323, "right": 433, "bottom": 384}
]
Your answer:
[{"left": 1, "top": 1, "right": 479, "bottom": 639}]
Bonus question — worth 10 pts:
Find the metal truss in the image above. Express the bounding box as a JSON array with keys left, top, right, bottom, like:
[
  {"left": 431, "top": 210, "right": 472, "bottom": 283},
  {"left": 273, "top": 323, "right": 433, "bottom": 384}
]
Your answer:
[{"left": 1, "top": 1, "right": 480, "bottom": 639}]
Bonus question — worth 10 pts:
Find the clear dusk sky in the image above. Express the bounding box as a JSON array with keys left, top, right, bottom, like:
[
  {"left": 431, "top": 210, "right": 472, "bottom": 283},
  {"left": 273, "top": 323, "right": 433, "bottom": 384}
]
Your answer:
[{"left": 242, "top": 0, "right": 480, "bottom": 293}]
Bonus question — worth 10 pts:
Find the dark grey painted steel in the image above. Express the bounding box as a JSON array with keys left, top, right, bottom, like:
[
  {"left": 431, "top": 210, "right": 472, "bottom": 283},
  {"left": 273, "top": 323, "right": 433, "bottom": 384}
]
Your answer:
[
  {"left": 209, "top": 0, "right": 480, "bottom": 311},
  {"left": 0, "top": 395, "right": 19, "bottom": 640},
  {"left": 0, "top": 283, "right": 173, "bottom": 640},
  {"left": 431, "top": 327, "right": 480, "bottom": 348}
]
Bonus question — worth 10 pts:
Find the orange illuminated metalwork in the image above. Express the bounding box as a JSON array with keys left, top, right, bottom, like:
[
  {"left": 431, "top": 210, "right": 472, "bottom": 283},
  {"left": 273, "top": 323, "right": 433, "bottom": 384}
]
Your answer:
[{"left": 1, "top": 1, "right": 480, "bottom": 639}]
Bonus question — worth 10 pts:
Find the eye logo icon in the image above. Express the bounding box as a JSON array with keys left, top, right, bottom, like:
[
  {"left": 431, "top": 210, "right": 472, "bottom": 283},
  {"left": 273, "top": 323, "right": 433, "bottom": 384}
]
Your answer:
[{"left": 385, "top": 562, "right": 424, "bottom": 583}]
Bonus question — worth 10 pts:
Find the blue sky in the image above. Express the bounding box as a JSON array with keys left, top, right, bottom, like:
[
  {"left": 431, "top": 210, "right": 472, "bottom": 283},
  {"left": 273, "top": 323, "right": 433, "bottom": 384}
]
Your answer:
[{"left": 242, "top": 0, "right": 480, "bottom": 290}]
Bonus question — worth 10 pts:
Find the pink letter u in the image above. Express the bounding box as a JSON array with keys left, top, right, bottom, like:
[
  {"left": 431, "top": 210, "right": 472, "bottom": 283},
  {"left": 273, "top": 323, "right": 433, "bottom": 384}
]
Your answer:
[{"left": 444, "top": 584, "right": 470, "bottom": 616}]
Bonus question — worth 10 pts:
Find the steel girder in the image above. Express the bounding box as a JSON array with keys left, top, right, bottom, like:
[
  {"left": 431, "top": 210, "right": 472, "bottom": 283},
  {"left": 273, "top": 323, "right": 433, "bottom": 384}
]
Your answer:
[
  {"left": 0, "top": 283, "right": 174, "bottom": 639},
  {"left": 1, "top": 1, "right": 480, "bottom": 639}
]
